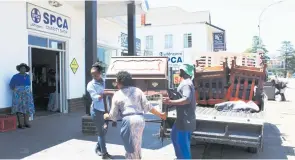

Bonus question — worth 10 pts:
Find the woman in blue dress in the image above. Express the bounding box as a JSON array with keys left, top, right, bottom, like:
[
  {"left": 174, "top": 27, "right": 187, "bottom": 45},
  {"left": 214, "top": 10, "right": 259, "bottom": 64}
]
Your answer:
[{"left": 9, "top": 63, "right": 35, "bottom": 129}]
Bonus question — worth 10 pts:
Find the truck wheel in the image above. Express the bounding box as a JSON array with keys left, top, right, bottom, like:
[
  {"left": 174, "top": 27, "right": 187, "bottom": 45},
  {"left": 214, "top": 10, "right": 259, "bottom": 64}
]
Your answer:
[{"left": 247, "top": 147, "right": 258, "bottom": 153}]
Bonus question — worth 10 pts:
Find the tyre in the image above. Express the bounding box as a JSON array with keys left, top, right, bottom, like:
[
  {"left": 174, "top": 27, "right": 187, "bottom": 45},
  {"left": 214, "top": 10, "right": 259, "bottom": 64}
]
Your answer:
[{"left": 247, "top": 147, "right": 258, "bottom": 153}]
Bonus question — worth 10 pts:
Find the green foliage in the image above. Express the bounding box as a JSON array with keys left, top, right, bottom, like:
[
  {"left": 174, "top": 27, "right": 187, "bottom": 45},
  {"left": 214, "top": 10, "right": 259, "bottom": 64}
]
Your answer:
[
  {"left": 244, "top": 36, "right": 269, "bottom": 64},
  {"left": 246, "top": 36, "right": 269, "bottom": 53},
  {"left": 279, "top": 41, "right": 295, "bottom": 76}
]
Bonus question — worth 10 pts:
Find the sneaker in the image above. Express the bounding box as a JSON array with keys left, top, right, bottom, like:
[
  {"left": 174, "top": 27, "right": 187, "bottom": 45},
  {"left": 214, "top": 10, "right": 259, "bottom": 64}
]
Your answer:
[
  {"left": 95, "top": 144, "right": 102, "bottom": 156},
  {"left": 102, "top": 152, "right": 112, "bottom": 159}
]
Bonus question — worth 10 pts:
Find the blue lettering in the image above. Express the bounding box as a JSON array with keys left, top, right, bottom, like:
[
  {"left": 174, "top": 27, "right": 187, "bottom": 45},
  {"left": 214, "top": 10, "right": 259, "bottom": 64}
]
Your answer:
[
  {"left": 177, "top": 57, "right": 183, "bottom": 63},
  {"left": 42, "top": 12, "right": 68, "bottom": 29},
  {"left": 63, "top": 19, "right": 68, "bottom": 29},
  {"left": 57, "top": 17, "right": 63, "bottom": 28},
  {"left": 43, "top": 12, "right": 49, "bottom": 24},
  {"left": 171, "top": 57, "right": 177, "bottom": 63},
  {"left": 169, "top": 57, "right": 182, "bottom": 63},
  {"left": 50, "top": 15, "right": 56, "bottom": 25}
]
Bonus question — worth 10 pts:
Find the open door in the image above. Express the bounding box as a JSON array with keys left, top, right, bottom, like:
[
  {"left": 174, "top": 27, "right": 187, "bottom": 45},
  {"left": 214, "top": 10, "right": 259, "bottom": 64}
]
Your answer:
[
  {"left": 28, "top": 46, "right": 34, "bottom": 121},
  {"left": 59, "top": 51, "right": 67, "bottom": 113}
]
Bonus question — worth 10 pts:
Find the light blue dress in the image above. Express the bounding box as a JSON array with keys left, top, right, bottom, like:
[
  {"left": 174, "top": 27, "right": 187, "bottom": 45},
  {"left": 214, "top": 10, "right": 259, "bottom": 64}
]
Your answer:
[{"left": 9, "top": 73, "right": 35, "bottom": 115}]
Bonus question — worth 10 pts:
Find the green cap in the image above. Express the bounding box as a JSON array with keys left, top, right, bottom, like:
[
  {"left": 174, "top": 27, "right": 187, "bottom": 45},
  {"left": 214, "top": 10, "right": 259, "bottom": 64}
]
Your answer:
[{"left": 180, "top": 64, "right": 194, "bottom": 79}]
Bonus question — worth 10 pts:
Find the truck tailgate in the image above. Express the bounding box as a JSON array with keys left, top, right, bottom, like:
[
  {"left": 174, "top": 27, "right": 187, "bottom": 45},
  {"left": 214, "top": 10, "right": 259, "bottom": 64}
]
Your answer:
[
  {"left": 195, "top": 107, "right": 264, "bottom": 125},
  {"left": 166, "top": 106, "right": 264, "bottom": 150}
]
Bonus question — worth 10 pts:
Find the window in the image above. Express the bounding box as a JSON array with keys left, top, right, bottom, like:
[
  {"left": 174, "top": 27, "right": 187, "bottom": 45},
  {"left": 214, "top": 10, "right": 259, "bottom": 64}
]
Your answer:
[
  {"left": 145, "top": 36, "right": 153, "bottom": 50},
  {"left": 165, "top": 34, "right": 173, "bottom": 49},
  {"left": 183, "top": 33, "right": 192, "bottom": 48},
  {"left": 28, "top": 35, "right": 48, "bottom": 47},
  {"left": 97, "top": 47, "right": 117, "bottom": 75}
]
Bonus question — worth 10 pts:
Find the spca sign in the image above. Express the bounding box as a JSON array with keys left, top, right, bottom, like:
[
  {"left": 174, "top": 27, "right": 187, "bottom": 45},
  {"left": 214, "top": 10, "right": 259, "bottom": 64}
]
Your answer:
[
  {"left": 159, "top": 52, "right": 183, "bottom": 67},
  {"left": 27, "top": 3, "right": 71, "bottom": 38}
]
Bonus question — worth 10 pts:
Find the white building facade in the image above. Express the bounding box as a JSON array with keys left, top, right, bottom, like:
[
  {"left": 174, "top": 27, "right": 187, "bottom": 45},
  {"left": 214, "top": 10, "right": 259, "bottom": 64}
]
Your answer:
[
  {"left": 136, "top": 7, "right": 226, "bottom": 70},
  {"left": 0, "top": 1, "right": 148, "bottom": 114}
]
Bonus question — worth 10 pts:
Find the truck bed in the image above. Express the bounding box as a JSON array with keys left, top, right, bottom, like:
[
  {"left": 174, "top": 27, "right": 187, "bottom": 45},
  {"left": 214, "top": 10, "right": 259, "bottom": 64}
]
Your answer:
[
  {"left": 168, "top": 106, "right": 264, "bottom": 125},
  {"left": 165, "top": 105, "right": 264, "bottom": 152}
]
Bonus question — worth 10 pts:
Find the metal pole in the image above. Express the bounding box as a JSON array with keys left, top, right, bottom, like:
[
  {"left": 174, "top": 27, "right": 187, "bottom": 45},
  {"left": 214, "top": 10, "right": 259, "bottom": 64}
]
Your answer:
[{"left": 258, "top": 0, "right": 284, "bottom": 47}]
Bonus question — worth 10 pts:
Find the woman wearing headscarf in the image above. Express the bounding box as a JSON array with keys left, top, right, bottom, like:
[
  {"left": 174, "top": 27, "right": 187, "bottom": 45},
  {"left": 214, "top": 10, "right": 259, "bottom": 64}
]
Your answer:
[
  {"left": 104, "top": 71, "right": 166, "bottom": 159},
  {"left": 9, "top": 63, "right": 35, "bottom": 129},
  {"left": 163, "top": 64, "right": 196, "bottom": 159}
]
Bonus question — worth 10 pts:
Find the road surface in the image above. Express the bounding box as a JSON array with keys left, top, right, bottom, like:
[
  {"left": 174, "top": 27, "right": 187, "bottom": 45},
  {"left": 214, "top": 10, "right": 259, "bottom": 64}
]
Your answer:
[{"left": 0, "top": 79, "right": 294, "bottom": 159}]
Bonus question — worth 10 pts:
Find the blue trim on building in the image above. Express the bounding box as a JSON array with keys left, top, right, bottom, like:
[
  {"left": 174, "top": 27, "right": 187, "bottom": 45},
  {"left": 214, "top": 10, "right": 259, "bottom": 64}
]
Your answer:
[{"left": 144, "top": 0, "right": 149, "bottom": 10}]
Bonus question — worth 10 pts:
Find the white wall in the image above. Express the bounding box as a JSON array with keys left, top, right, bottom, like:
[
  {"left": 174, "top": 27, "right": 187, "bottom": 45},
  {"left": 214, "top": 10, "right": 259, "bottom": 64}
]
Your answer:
[
  {"left": 0, "top": 1, "right": 85, "bottom": 109},
  {"left": 26, "top": 0, "right": 85, "bottom": 101},
  {"left": 0, "top": 1, "right": 28, "bottom": 109},
  {"left": 0, "top": 1, "right": 127, "bottom": 109},
  {"left": 98, "top": 18, "right": 126, "bottom": 49},
  {"left": 137, "top": 23, "right": 209, "bottom": 64},
  {"left": 143, "top": 7, "right": 211, "bottom": 26}
]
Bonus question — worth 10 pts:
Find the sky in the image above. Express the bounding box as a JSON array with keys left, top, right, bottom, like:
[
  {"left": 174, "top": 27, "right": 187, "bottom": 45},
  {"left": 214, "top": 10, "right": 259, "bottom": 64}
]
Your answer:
[{"left": 147, "top": 0, "right": 295, "bottom": 56}]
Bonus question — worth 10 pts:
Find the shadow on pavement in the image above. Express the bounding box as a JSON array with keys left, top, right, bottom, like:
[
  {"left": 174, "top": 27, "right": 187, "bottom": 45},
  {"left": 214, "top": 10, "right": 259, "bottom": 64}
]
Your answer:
[
  {"left": 79, "top": 114, "right": 170, "bottom": 150},
  {"left": 111, "top": 155, "right": 126, "bottom": 159},
  {"left": 1, "top": 108, "right": 293, "bottom": 159},
  {"left": 0, "top": 110, "right": 169, "bottom": 159}
]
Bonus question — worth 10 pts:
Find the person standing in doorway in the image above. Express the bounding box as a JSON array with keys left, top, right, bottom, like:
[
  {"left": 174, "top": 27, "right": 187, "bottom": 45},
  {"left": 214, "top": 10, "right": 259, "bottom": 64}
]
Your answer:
[
  {"left": 87, "top": 62, "right": 112, "bottom": 159},
  {"left": 47, "top": 69, "right": 60, "bottom": 112},
  {"left": 163, "top": 64, "right": 196, "bottom": 159},
  {"left": 9, "top": 63, "right": 35, "bottom": 129}
]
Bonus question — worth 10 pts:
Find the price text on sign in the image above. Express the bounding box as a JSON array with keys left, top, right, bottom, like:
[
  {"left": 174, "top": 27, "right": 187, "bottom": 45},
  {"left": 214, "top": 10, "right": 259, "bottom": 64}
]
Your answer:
[{"left": 173, "top": 74, "right": 181, "bottom": 84}]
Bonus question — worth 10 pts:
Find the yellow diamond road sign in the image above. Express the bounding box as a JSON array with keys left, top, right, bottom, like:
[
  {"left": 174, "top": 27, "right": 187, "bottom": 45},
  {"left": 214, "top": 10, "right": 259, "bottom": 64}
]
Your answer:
[{"left": 70, "top": 58, "right": 79, "bottom": 74}]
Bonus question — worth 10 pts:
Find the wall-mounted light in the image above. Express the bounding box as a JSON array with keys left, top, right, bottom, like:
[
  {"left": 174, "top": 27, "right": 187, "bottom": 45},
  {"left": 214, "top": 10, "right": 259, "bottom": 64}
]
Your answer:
[{"left": 48, "top": 0, "right": 62, "bottom": 7}]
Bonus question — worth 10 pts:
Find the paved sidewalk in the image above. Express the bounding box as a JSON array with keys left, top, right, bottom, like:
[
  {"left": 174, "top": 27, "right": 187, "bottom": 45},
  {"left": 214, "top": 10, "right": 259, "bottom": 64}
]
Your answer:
[{"left": 1, "top": 82, "right": 295, "bottom": 159}]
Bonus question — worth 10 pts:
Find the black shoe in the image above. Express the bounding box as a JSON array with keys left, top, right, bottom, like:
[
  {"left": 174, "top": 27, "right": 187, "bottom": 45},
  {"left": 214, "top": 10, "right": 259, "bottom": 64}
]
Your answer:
[
  {"left": 102, "top": 153, "right": 112, "bottom": 159},
  {"left": 24, "top": 124, "right": 31, "bottom": 128},
  {"left": 18, "top": 125, "right": 25, "bottom": 129},
  {"left": 95, "top": 144, "right": 102, "bottom": 156}
]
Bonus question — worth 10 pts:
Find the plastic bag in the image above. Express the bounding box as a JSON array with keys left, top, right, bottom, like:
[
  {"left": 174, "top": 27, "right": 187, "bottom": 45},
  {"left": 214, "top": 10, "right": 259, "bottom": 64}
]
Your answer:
[{"left": 275, "top": 94, "right": 281, "bottom": 102}]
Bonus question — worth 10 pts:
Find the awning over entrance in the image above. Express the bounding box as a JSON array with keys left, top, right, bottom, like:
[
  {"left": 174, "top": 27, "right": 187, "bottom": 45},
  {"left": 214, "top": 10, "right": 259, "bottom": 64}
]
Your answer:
[
  {"left": 66, "top": 0, "right": 149, "bottom": 18},
  {"left": 83, "top": 0, "right": 147, "bottom": 115}
]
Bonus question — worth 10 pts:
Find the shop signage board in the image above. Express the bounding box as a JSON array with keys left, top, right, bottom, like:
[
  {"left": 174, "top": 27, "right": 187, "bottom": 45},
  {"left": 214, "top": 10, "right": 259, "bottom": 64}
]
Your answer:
[
  {"left": 120, "top": 32, "right": 141, "bottom": 54},
  {"left": 27, "top": 3, "right": 71, "bottom": 38},
  {"left": 173, "top": 73, "right": 181, "bottom": 85},
  {"left": 213, "top": 32, "right": 225, "bottom": 52},
  {"left": 70, "top": 58, "right": 79, "bottom": 74},
  {"left": 159, "top": 52, "right": 184, "bottom": 68}
]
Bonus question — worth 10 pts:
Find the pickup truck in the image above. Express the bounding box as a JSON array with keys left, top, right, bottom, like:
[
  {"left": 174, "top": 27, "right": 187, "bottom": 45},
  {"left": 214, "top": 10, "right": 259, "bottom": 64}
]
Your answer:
[
  {"left": 161, "top": 57, "right": 266, "bottom": 153},
  {"left": 163, "top": 101, "right": 264, "bottom": 153}
]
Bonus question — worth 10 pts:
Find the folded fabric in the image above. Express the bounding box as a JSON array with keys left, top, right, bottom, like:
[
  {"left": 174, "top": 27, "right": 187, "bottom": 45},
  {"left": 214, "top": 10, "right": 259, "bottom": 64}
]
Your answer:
[{"left": 215, "top": 100, "right": 259, "bottom": 113}]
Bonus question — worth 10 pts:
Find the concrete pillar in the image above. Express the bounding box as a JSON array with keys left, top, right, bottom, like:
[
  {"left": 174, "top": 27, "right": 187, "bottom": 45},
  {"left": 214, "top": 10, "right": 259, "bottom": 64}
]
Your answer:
[
  {"left": 82, "top": 0, "right": 98, "bottom": 135},
  {"left": 84, "top": 1, "right": 97, "bottom": 116},
  {"left": 127, "top": 1, "right": 136, "bottom": 56}
]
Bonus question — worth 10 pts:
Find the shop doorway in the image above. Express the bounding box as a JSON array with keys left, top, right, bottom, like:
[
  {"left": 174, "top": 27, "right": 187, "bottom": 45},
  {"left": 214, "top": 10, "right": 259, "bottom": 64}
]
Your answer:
[{"left": 28, "top": 47, "right": 67, "bottom": 117}]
